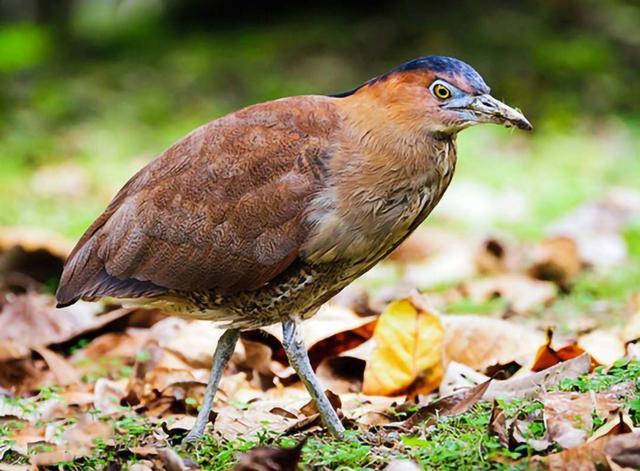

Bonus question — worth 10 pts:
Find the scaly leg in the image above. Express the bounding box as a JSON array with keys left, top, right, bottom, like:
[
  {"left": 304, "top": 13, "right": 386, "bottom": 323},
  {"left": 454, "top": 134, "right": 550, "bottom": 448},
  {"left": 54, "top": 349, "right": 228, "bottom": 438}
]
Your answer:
[
  {"left": 282, "top": 316, "right": 346, "bottom": 438},
  {"left": 183, "top": 328, "right": 240, "bottom": 443}
]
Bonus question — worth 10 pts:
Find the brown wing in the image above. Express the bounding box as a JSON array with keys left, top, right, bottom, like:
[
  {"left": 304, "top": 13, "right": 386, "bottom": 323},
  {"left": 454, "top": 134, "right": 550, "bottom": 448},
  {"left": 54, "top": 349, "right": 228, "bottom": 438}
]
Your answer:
[{"left": 56, "top": 97, "right": 339, "bottom": 306}]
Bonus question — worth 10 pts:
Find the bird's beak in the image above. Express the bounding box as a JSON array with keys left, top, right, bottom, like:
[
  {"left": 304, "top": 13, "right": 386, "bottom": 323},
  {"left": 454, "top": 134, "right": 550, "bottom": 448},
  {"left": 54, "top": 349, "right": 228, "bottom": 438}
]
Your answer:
[{"left": 444, "top": 94, "right": 533, "bottom": 131}]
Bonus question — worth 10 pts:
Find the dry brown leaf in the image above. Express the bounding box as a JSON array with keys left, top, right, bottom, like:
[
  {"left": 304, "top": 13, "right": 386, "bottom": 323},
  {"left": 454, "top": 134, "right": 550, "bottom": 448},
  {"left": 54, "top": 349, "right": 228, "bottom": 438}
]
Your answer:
[
  {"left": 461, "top": 274, "right": 557, "bottom": 313},
  {"left": 158, "top": 447, "right": 200, "bottom": 471},
  {"left": 475, "top": 238, "right": 511, "bottom": 275},
  {"left": 0, "top": 339, "right": 30, "bottom": 362},
  {"left": 489, "top": 399, "right": 552, "bottom": 452},
  {"left": 299, "top": 390, "right": 341, "bottom": 417},
  {"left": 316, "top": 355, "right": 366, "bottom": 393},
  {"left": 442, "top": 315, "right": 544, "bottom": 371},
  {"left": 233, "top": 440, "right": 305, "bottom": 471},
  {"left": 214, "top": 400, "right": 300, "bottom": 440},
  {"left": 542, "top": 391, "right": 622, "bottom": 449},
  {"left": 531, "top": 329, "right": 589, "bottom": 372},
  {"left": 439, "top": 361, "right": 492, "bottom": 397},
  {"left": 0, "top": 293, "right": 131, "bottom": 349},
  {"left": 578, "top": 330, "right": 626, "bottom": 366},
  {"left": 528, "top": 236, "right": 582, "bottom": 287},
  {"left": 549, "top": 188, "right": 640, "bottom": 271},
  {"left": 362, "top": 297, "right": 443, "bottom": 396},
  {"left": 94, "top": 378, "right": 128, "bottom": 414},
  {"left": 537, "top": 432, "right": 640, "bottom": 470},
  {"left": 164, "top": 320, "right": 227, "bottom": 368},
  {"left": 484, "top": 353, "right": 592, "bottom": 401},
  {"left": 32, "top": 346, "right": 79, "bottom": 386},
  {"left": 0, "top": 227, "right": 71, "bottom": 291},
  {"left": 398, "top": 379, "right": 491, "bottom": 430}
]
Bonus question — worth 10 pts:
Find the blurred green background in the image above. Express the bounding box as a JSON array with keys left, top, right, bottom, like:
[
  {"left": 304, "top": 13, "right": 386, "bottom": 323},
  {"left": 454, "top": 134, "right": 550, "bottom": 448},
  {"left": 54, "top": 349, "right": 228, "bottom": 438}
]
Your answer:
[{"left": 0, "top": 0, "right": 638, "bottom": 240}]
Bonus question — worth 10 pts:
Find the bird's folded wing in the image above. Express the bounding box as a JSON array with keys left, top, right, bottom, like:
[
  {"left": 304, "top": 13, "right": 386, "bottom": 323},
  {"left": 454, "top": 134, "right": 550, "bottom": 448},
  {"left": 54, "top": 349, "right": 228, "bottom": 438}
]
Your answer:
[{"left": 56, "top": 98, "right": 337, "bottom": 306}]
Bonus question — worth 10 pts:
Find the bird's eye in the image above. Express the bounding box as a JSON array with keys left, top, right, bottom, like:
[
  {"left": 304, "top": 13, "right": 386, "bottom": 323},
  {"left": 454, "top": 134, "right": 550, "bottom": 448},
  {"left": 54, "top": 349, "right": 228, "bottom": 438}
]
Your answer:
[{"left": 432, "top": 83, "right": 452, "bottom": 100}]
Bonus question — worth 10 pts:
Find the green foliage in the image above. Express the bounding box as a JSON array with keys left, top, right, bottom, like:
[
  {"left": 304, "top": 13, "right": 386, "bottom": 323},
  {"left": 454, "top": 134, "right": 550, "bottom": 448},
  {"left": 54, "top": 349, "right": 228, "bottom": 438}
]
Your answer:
[
  {"left": 559, "top": 359, "right": 640, "bottom": 394},
  {"left": 0, "top": 23, "right": 50, "bottom": 72}
]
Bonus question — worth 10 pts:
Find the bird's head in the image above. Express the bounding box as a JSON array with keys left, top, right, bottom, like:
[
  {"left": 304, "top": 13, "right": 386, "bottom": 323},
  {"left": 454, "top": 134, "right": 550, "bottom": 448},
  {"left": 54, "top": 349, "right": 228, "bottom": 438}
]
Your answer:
[{"left": 335, "top": 56, "right": 532, "bottom": 136}]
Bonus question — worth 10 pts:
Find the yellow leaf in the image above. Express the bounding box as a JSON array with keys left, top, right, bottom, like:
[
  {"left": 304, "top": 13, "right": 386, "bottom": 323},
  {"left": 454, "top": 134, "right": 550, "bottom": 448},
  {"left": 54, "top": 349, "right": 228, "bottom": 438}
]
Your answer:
[{"left": 362, "top": 297, "right": 443, "bottom": 396}]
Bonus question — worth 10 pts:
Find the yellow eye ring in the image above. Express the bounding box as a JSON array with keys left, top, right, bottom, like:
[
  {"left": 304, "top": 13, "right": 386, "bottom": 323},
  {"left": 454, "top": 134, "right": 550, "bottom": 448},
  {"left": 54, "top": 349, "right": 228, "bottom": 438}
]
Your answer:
[{"left": 433, "top": 83, "right": 452, "bottom": 100}]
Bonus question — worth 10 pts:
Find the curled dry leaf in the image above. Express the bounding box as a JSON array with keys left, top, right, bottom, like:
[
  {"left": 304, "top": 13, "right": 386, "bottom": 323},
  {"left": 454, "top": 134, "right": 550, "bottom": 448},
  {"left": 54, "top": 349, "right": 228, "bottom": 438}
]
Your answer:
[
  {"left": 489, "top": 400, "right": 551, "bottom": 452},
  {"left": 528, "top": 236, "right": 582, "bottom": 287},
  {"left": 299, "top": 389, "right": 341, "bottom": 417},
  {"left": 589, "top": 412, "right": 635, "bottom": 442},
  {"left": 486, "top": 354, "right": 592, "bottom": 401},
  {"left": 542, "top": 391, "right": 623, "bottom": 449},
  {"left": 158, "top": 447, "right": 200, "bottom": 471},
  {"left": 398, "top": 379, "right": 491, "bottom": 430},
  {"left": 443, "top": 354, "right": 593, "bottom": 402},
  {"left": 362, "top": 297, "right": 443, "bottom": 396},
  {"left": 475, "top": 238, "right": 512, "bottom": 275},
  {"left": 531, "top": 329, "right": 588, "bottom": 372}
]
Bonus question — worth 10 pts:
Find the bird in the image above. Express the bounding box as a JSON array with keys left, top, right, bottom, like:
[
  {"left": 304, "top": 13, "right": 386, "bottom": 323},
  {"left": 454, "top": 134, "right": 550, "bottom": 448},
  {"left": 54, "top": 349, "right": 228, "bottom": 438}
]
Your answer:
[{"left": 55, "top": 55, "right": 531, "bottom": 441}]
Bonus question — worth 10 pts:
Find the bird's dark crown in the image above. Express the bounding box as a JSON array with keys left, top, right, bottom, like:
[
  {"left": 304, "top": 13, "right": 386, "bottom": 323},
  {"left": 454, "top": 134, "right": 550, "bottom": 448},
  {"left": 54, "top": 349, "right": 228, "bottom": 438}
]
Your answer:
[{"left": 331, "top": 55, "right": 490, "bottom": 98}]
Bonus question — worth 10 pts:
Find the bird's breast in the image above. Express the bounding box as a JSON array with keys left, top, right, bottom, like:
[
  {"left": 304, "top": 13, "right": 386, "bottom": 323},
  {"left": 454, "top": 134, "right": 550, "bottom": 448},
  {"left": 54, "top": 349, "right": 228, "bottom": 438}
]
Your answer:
[{"left": 301, "top": 137, "right": 457, "bottom": 265}]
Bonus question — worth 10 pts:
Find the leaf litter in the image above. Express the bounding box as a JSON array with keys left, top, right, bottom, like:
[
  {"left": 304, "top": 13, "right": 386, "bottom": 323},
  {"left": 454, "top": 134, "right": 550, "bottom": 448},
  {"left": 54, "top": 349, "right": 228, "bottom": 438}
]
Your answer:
[{"left": 0, "top": 190, "right": 640, "bottom": 469}]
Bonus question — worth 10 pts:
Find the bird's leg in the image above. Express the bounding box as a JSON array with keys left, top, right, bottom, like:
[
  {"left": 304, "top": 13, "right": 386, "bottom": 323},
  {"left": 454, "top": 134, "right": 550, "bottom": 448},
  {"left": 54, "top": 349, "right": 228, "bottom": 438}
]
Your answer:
[
  {"left": 183, "top": 328, "right": 240, "bottom": 444},
  {"left": 282, "top": 316, "right": 346, "bottom": 439}
]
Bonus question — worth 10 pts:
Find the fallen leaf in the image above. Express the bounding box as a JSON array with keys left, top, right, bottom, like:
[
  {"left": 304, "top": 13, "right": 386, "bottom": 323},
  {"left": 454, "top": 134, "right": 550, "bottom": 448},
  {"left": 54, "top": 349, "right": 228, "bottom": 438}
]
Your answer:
[
  {"left": 233, "top": 440, "right": 305, "bottom": 471},
  {"left": 158, "top": 447, "right": 199, "bottom": 471},
  {"left": 489, "top": 399, "right": 552, "bottom": 452},
  {"left": 589, "top": 412, "right": 635, "bottom": 442},
  {"left": 537, "top": 432, "right": 640, "bottom": 470},
  {"left": 460, "top": 274, "right": 557, "bottom": 314},
  {"left": 542, "top": 391, "right": 622, "bottom": 449},
  {"left": 164, "top": 320, "right": 227, "bottom": 368},
  {"left": 0, "top": 227, "right": 71, "bottom": 291},
  {"left": 93, "top": 378, "right": 128, "bottom": 415},
  {"left": 399, "top": 379, "right": 491, "bottom": 429},
  {"left": 531, "top": 329, "right": 588, "bottom": 372},
  {"left": 442, "top": 315, "right": 544, "bottom": 371},
  {"left": 549, "top": 188, "right": 640, "bottom": 270},
  {"left": 528, "top": 236, "right": 582, "bottom": 287},
  {"left": 316, "top": 355, "right": 366, "bottom": 393},
  {"left": 32, "top": 346, "right": 79, "bottom": 386},
  {"left": 603, "top": 431, "right": 640, "bottom": 469},
  {"left": 0, "top": 293, "right": 131, "bottom": 349},
  {"left": 299, "top": 389, "right": 342, "bottom": 417},
  {"left": 475, "top": 238, "right": 512, "bottom": 275},
  {"left": 578, "top": 330, "right": 626, "bottom": 366},
  {"left": 485, "top": 354, "right": 592, "bottom": 401},
  {"left": 439, "top": 361, "right": 492, "bottom": 397},
  {"left": 362, "top": 297, "right": 443, "bottom": 396}
]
